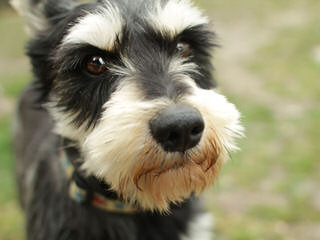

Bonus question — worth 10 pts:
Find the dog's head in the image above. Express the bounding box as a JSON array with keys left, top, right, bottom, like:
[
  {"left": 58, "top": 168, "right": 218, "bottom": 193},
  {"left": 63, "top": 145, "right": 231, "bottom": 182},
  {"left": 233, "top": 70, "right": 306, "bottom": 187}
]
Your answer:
[{"left": 13, "top": 0, "right": 243, "bottom": 212}]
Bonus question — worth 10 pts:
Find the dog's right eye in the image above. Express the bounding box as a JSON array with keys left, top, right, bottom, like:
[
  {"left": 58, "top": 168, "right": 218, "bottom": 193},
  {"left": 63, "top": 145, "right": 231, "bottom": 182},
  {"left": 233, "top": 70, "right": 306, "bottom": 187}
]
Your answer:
[
  {"left": 176, "top": 42, "right": 191, "bottom": 58},
  {"left": 86, "top": 56, "right": 107, "bottom": 75}
]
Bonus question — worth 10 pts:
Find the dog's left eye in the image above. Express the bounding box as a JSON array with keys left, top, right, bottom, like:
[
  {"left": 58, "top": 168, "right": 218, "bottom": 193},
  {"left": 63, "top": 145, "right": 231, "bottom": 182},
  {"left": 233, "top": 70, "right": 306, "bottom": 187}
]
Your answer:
[
  {"left": 176, "top": 42, "right": 191, "bottom": 57},
  {"left": 86, "top": 56, "right": 107, "bottom": 75}
]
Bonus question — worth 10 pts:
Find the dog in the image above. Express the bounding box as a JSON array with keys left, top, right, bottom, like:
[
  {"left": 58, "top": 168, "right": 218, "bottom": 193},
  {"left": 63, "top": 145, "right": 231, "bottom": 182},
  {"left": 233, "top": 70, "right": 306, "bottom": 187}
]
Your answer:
[{"left": 11, "top": 0, "right": 243, "bottom": 239}]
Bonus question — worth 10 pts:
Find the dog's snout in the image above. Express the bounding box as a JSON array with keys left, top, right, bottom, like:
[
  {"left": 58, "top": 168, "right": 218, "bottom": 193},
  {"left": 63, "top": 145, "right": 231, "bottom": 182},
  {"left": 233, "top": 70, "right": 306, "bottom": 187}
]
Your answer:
[{"left": 150, "top": 104, "right": 204, "bottom": 152}]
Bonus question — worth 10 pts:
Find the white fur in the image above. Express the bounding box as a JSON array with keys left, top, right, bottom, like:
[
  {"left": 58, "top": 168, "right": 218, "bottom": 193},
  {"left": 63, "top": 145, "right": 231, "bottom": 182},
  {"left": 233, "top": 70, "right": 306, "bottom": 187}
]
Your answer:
[
  {"left": 63, "top": 3, "right": 123, "bottom": 51},
  {"left": 181, "top": 213, "right": 214, "bottom": 240},
  {"left": 45, "top": 101, "right": 89, "bottom": 142},
  {"left": 149, "top": 0, "right": 209, "bottom": 37}
]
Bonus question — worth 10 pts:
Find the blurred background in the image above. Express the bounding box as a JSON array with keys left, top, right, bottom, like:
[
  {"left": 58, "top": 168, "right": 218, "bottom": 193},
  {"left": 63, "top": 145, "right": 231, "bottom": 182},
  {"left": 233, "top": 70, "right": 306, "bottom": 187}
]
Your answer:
[{"left": 0, "top": 0, "right": 319, "bottom": 239}]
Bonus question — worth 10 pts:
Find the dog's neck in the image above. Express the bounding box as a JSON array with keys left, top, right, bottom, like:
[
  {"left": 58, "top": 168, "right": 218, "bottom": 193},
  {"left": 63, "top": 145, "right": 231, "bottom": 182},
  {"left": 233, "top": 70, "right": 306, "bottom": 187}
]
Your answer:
[{"left": 61, "top": 138, "right": 138, "bottom": 214}]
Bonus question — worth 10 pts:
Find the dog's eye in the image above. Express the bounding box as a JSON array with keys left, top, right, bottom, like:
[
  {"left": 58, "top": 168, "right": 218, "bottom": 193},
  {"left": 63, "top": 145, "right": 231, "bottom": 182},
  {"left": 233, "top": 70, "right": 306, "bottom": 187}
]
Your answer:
[
  {"left": 87, "top": 56, "right": 107, "bottom": 75},
  {"left": 176, "top": 42, "right": 191, "bottom": 57}
]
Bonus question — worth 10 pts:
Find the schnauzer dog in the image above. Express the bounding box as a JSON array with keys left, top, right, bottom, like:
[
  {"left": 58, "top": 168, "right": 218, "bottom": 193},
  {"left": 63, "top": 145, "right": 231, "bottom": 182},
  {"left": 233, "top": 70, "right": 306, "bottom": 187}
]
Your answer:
[{"left": 11, "top": 0, "right": 243, "bottom": 239}]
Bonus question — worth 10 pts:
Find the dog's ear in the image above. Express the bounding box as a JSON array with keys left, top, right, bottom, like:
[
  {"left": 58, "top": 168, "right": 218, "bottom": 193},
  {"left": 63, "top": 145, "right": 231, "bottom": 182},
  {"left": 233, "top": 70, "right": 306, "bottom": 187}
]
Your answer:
[{"left": 10, "top": 0, "right": 77, "bottom": 35}]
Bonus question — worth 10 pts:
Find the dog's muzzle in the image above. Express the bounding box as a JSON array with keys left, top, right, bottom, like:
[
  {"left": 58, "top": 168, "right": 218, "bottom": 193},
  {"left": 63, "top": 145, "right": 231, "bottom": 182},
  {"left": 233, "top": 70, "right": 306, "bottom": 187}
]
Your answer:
[{"left": 150, "top": 104, "right": 205, "bottom": 152}]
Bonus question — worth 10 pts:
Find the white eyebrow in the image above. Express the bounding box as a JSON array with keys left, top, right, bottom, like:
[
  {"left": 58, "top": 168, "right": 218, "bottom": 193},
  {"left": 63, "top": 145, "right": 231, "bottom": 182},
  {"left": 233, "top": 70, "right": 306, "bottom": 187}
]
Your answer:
[
  {"left": 149, "top": 0, "right": 208, "bottom": 37},
  {"left": 62, "top": 3, "right": 123, "bottom": 51}
]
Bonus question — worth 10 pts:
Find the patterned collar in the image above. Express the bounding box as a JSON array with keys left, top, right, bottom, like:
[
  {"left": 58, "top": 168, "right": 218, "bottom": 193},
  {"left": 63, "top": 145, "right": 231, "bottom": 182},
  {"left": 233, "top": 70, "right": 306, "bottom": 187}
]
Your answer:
[{"left": 60, "top": 149, "right": 139, "bottom": 214}]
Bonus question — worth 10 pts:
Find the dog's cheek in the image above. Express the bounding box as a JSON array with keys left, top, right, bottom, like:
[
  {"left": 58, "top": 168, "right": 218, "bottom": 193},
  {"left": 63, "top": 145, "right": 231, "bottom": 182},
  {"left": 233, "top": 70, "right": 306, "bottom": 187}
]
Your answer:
[
  {"left": 45, "top": 100, "right": 89, "bottom": 141},
  {"left": 183, "top": 85, "right": 244, "bottom": 160}
]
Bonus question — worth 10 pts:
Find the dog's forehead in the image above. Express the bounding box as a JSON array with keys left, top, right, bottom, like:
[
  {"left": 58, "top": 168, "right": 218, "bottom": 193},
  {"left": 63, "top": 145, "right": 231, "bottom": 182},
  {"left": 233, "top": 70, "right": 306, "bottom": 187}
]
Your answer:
[{"left": 62, "top": 0, "right": 208, "bottom": 51}]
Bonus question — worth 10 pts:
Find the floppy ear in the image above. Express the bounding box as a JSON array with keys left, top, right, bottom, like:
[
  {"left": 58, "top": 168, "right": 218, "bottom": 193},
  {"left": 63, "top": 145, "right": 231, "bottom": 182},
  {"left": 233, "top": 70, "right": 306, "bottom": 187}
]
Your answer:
[{"left": 10, "top": 0, "right": 77, "bottom": 35}]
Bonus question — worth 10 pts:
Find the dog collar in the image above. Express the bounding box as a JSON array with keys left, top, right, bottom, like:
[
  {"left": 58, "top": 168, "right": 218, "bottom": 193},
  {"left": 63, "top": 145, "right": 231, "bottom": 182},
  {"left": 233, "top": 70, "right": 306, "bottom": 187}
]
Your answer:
[{"left": 60, "top": 150, "right": 139, "bottom": 214}]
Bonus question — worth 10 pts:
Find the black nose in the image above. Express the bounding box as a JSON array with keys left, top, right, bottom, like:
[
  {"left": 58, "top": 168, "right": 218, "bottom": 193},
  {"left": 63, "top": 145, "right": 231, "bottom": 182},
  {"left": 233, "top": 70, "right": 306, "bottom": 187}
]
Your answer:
[{"left": 150, "top": 104, "right": 205, "bottom": 152}]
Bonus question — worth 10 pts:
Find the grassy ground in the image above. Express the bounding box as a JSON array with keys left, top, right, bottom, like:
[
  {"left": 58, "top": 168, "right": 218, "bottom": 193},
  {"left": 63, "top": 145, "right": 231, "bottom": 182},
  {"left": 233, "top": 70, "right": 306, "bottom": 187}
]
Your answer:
[
  {"left": 0, "top": 8, "right": 29, "bottom": 240},
  {"left": 0, "top": 1, "right": 319, "bottom": 239}
]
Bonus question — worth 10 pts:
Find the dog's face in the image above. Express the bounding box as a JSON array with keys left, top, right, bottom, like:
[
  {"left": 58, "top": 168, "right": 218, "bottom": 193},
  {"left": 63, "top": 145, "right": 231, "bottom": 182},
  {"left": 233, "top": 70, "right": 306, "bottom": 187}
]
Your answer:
[{"left": 13, "top": 0, "right": 243, "bottom": 211}]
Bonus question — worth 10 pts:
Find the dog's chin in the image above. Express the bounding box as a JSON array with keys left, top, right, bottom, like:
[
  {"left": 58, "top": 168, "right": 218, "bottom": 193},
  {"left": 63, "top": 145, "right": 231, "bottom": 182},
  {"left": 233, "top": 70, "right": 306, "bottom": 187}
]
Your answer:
[
  {"left": 101, "top": 133, "right": 224, "bottom": 213},
  {"left": 122, "top": 156, "right": 223, "bottom": 213}
]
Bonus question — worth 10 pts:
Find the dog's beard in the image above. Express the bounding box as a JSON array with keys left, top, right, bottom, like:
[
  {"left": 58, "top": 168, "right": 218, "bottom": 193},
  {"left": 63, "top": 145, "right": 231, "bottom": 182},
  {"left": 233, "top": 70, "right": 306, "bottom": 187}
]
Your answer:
[
  {"left": 122, "top": 129, "right": 223, "bottom": 212},
  {"left": 132, "top": 131, "right": 221, "bottom": 192},
  {"left": 81, "top": 80, "right": 243, "bottom": 212}
]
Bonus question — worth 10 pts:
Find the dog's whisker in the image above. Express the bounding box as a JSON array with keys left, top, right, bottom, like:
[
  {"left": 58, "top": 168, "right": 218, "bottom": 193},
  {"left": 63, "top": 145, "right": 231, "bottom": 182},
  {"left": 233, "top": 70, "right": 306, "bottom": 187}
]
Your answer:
[{"left": 133, "top": 145, "right": 153, "bottom": 191}]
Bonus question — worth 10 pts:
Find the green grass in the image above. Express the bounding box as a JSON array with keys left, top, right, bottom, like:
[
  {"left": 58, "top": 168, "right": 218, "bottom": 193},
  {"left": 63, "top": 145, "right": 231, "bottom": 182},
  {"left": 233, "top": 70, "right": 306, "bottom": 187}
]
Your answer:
[
  {"left": 1, "top": 72, "right": 30, "bottom": 98},
  {"left": 0, "top": 117, "right": 16, "bottom": 204},
  {"left": 0, "top": 202, "right": 25, "bottom": 240},
  {"left": 0, "top": 9, "right": 26, "bottom": 240},
  {"left": 1, "top": 1, "right": 320, "bottom": 240},
  {"left": 0, "top": 116, "right": 25, "bottom": 239}
]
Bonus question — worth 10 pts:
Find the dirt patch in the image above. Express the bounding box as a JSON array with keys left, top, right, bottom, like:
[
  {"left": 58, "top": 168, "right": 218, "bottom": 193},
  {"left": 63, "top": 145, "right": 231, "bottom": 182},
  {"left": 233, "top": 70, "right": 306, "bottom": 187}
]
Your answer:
[{"left": 274, "top": 221, "right": 320, "bottom": 240}]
